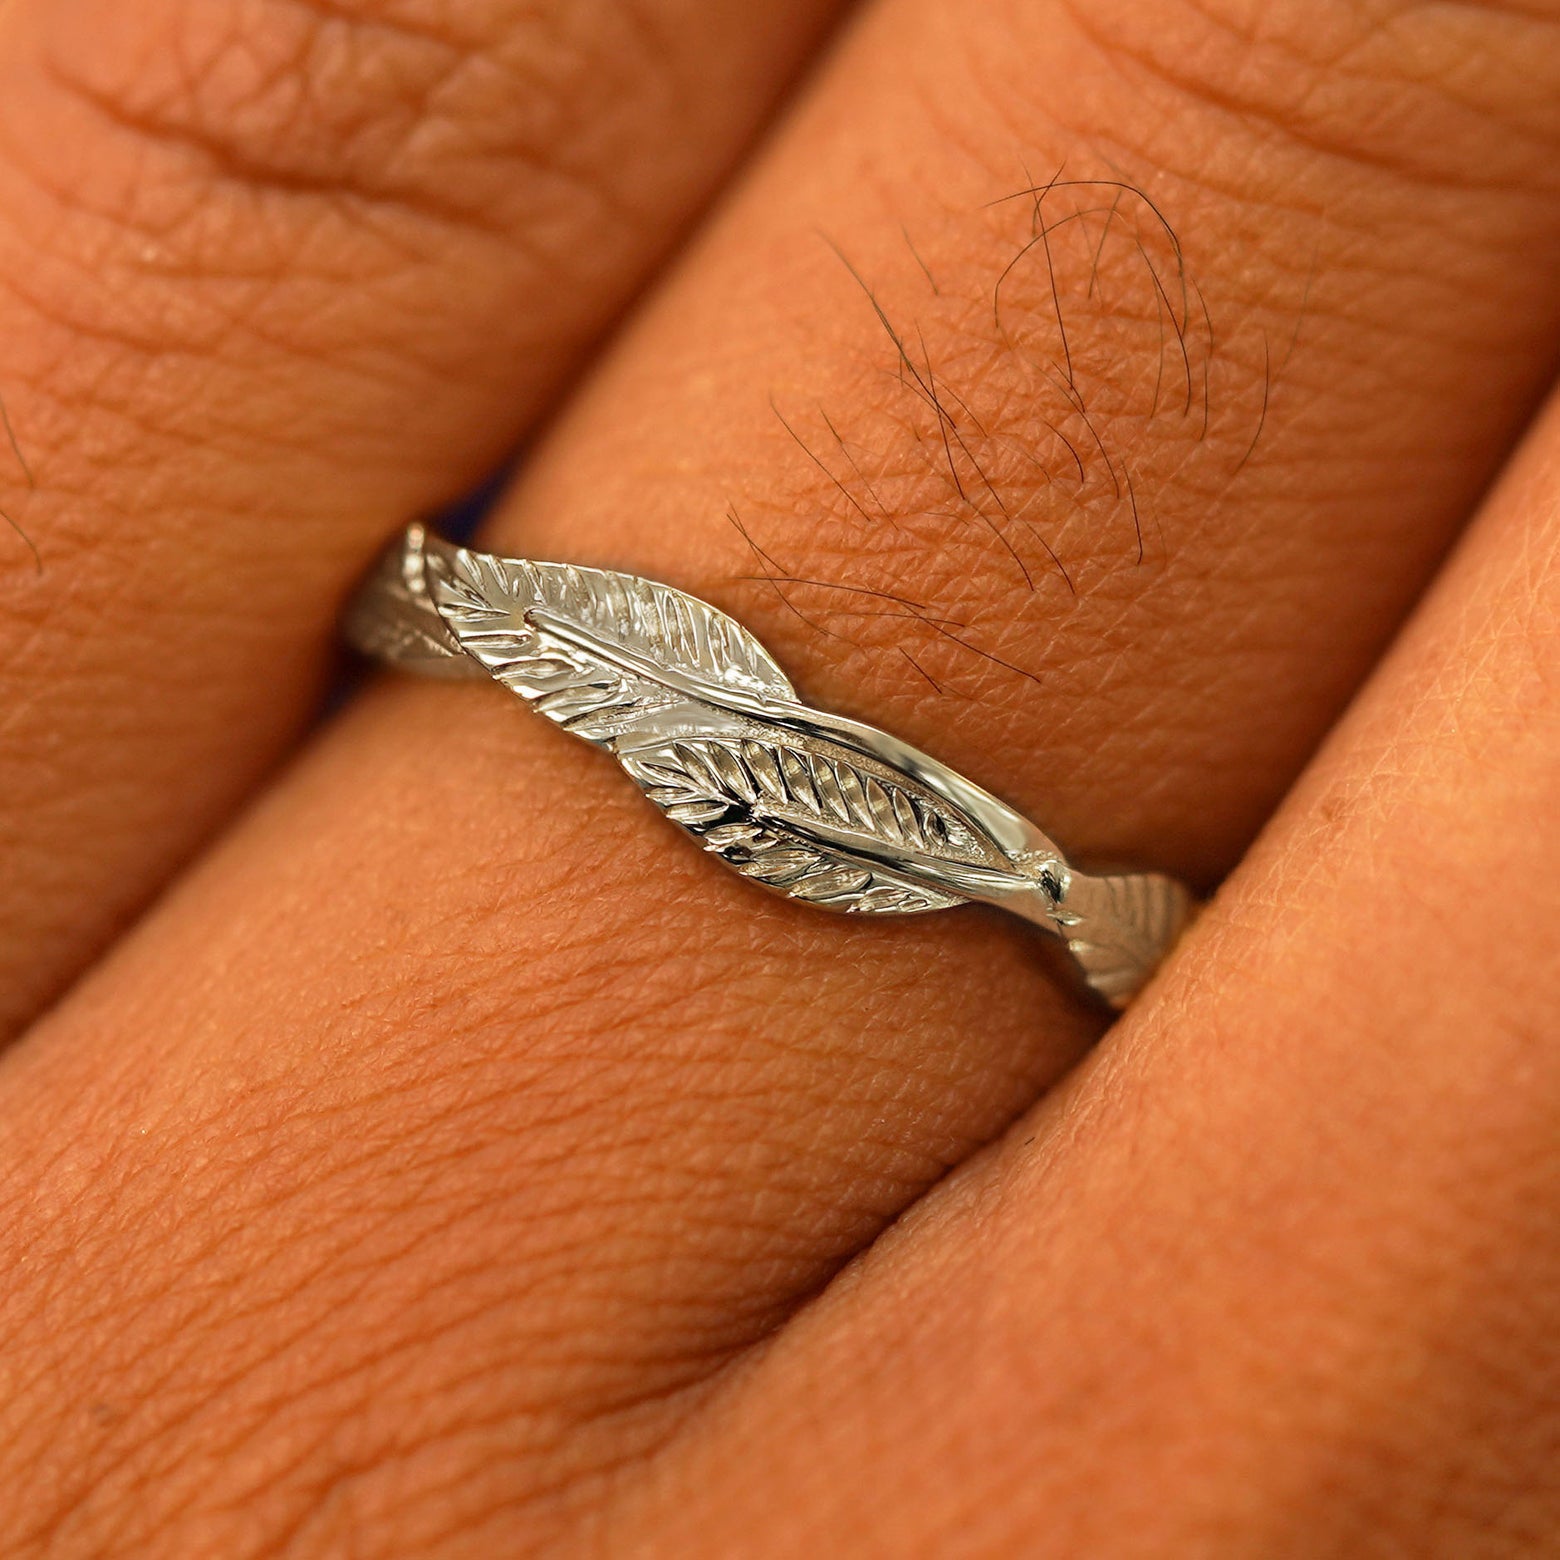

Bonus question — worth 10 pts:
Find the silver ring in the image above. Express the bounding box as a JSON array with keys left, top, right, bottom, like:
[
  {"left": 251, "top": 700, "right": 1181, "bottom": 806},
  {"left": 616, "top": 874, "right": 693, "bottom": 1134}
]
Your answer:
[{"left": 345, "top": 524, "right": 1195, "bottom": 1008}]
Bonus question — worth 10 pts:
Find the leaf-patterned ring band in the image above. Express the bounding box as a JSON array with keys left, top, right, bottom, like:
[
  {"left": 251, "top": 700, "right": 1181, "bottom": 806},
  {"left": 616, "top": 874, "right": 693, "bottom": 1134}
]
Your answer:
[{"left": 344, "top": 524, "right": 1196, "bottom": 1009}]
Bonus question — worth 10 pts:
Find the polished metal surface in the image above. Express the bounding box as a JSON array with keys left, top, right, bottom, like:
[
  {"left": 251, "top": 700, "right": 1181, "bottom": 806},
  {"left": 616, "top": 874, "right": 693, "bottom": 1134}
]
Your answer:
[{"left": 346, "top": 524, "right": 1195, "bottom": 1008}]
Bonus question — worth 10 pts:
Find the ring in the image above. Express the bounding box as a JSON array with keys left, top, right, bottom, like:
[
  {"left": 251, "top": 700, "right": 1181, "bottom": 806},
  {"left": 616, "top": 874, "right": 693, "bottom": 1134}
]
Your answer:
[{"left": 345, "top": 524, "right": 1195, "bottom": 1008}]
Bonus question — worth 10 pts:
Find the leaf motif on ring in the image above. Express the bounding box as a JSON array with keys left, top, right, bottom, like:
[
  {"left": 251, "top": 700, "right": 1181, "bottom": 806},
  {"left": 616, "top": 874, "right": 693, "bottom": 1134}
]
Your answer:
[
  {"left": 426, "top": 547, "right": 1014, "bottom": 916},
  {"left": 343, "top": 525, "right": 1198, "bottom": 1007},
  {"left": 619, "top": 737, "right": 971, "bottom": 915}
]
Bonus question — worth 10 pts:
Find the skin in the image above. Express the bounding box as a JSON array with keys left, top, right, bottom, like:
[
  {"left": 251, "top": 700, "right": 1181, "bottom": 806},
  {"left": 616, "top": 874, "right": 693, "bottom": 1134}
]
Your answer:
[
  {"left": 0, "top": 0, "right": 1556, "bottom": 1553},
  {"left": 603, "top": 396, "right": 1560, "bottom": 1557},
  {"left": 0, "top": 0, "right": 845, "bottom": 1034}
]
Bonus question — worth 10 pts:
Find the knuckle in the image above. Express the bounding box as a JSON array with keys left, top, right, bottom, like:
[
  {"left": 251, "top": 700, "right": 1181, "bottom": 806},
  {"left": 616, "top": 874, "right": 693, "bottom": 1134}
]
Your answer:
[
  {"left": 0, "top": 0, "right": 681, "bottom": 525},
  {"left": 0, "top": 0, "right": 657, "bottom": 355},
  {"left": 37, "top": 0, "right": 479, "bottom": 218},
  {"left": 37, "top": 0, "right": 562, "bottom": 223}
]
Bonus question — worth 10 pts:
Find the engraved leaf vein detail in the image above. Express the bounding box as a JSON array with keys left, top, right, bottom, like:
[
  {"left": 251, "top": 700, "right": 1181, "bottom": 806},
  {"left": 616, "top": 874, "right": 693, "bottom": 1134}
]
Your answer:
[
  {"left": 621, "top": 738, "right": 966, "bottom": 914},
  {"left": 428, "top": 549, "right": 991, "bottom": 916}
]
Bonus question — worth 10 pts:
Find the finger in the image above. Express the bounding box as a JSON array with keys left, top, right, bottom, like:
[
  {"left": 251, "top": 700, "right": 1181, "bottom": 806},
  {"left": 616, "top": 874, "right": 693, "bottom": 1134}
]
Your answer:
[
  {"left": 0, "top": 0, "right": 844, "bottom": 1034},
  {"left": 7, "top": 0, "right": 1560, "bottom": 1547},
  {"left": 613, "top": 386, "right": 1560, "bottom": 1557}
]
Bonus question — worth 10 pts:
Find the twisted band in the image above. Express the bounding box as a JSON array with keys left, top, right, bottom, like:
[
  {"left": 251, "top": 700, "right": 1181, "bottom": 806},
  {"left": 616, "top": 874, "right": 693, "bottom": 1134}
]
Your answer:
[{"left": 345, "top": 524, "right": 1195, "bottom": 1008}]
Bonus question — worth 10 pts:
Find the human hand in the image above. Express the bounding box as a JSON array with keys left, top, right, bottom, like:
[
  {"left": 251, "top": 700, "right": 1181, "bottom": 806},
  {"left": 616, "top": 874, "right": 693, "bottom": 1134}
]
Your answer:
[{"left": 0, "top": 0, "right": 1556, "bottom": 1553}]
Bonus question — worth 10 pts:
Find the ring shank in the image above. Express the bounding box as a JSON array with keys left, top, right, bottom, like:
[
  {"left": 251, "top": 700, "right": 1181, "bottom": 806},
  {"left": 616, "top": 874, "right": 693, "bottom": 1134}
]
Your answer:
[{"left": 345, "top": 525, "right": 1195, "bottom": 1009}]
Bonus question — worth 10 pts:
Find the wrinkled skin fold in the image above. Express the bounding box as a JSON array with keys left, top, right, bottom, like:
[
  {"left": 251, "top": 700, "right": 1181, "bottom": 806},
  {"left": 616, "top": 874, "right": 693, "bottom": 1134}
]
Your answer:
[{"left": 0, "top": 0, "right": 1556, "bottom": 1553}]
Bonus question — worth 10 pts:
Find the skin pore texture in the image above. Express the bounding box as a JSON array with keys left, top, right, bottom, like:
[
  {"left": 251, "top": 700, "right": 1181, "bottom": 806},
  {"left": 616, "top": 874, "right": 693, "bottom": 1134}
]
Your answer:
[
  {"left": 0, "top": 0, "right": 1555, "bottom": 1554},
  {"left": 601, "top": 378, "right": 1560, "bottom": 1560},
  {"left": 0, "top": 0, "right": 846, "bottom": 1036}
]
